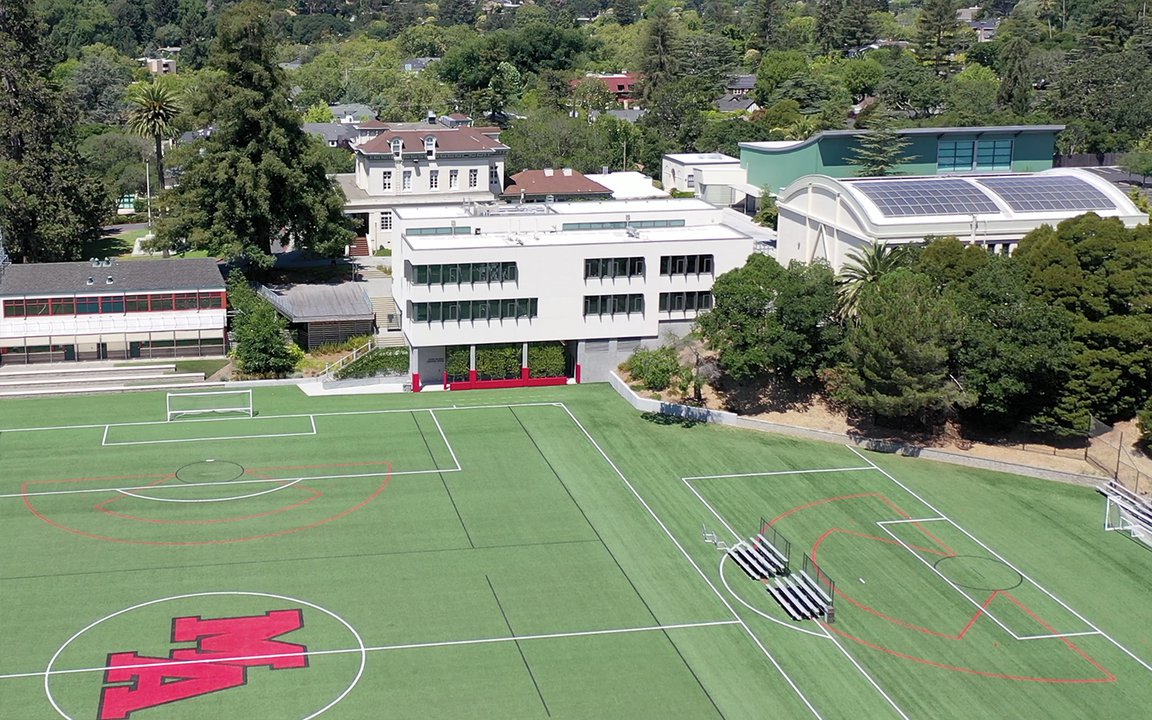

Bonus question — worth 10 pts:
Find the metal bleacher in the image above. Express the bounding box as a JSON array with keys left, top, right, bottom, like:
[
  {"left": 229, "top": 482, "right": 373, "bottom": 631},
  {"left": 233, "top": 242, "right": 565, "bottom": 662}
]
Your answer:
[
  {"left": 726, "top": 526, "right": 834, "bottom": 622},
  {"left": 1100, "top": 479, "right": 1152, "bottom": 547}
]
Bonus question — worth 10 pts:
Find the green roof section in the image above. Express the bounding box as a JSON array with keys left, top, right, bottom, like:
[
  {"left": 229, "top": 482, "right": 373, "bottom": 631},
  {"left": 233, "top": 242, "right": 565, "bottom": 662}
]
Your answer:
[{"left": 739, "top": 125, "right": 1065, "bottom": 195}]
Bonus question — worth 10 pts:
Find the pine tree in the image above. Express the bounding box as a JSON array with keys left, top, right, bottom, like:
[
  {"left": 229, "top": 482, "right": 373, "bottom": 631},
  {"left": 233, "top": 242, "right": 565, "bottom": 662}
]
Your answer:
[
  {"left": 849, "top": 111, "right": 914, "bottom": 177},
  {"left": 997, "top": 37, "right": 1033, "bottom": 115},
  {"left": 0, "top": 0, "right": 106, "bottom": 262},
  {"left": 915, "top": 0, "right": 962, "bottom": 72},
  {"left": 158, "top": 1, "right": 353, "bottom": 265},
  {"left": 638, "top": 7, "right": 681, "bottom": 102}
]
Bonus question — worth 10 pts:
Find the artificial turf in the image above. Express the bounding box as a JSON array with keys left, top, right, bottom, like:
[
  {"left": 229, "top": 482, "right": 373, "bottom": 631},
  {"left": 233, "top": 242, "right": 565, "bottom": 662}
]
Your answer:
[{"left": 1, "top": 384, "right": 1150, "bottom": 719}]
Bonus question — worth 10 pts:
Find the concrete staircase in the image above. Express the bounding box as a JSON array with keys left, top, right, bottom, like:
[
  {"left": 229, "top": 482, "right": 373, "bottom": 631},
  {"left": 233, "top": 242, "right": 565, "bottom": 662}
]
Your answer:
[
  {"left": 0, "top": 363, "right": 222, "bottom": 398},
  {"left": 372, "top": 296, "right": 400, "bottom": 330}
]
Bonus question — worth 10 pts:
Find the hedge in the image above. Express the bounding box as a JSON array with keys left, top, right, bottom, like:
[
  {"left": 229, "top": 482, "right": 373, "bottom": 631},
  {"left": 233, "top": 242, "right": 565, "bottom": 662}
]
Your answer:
[
  {"left": 621, "top": 346, "right": 681, "bottom": 391},
  {"left": 528, "top": 341, "right": 567, "bottom": 378},
  {"left": 445, "top": 345, "right": 470, "bottom": 378},
  {"left": 476, "top": 343, "right": 521, "bottom": 380},
  {"left": 333, "top": 346, "right": 409, "bottom": 379}
]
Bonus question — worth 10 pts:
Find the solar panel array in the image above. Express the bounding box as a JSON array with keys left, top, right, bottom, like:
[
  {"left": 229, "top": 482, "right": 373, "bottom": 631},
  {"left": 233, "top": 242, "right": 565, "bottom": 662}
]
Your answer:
[
  {"left": 851, "top": 179, "right": 1001, "bottom": 217},
  {"left": 977, "top": 176, "right": 1116, "bottom": 213}
]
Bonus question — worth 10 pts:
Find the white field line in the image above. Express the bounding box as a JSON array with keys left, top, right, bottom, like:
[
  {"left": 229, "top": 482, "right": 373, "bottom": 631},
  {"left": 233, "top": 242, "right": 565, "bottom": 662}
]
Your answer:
[
  {"left": 101, "top": 425, "right": 109, "bottom": 446},
  {"left": 558, "top": 404, "right": 826, "bottom": 720},
  {"left": 848, "top": 445, "right": 1152, "bottom": 674},
  {"left": 682, "top": 467, "right": 873, "bottom": 482},
  {"left": 0, "top": 402, "right": 566, "bottom": 434},
  {"left": 816, "top": 622, "right": 911, "bottom": 720},
  {"left": 682, "top": 478, "right": 741, "bottom": 541},
  {"left": 0, "top": 467, "right": 457, "bottom": 500},
  {"left": 875, "top": 522, "right": 1024, "bottom": 641},
  {"left": 427, "top": 410, "right": 461, "bottom": 472},
  {"left": 875, "top": 517, "right": 948, "bottom": 525},
  {"left": 0, "top": 619, "right": 740, "bottom": 682},
  {"left": 100, "top": 428, "right": 318, "bottom": 447},
  {"left": 1015, "top": 631, "right": 1103, "bottom": 640}
]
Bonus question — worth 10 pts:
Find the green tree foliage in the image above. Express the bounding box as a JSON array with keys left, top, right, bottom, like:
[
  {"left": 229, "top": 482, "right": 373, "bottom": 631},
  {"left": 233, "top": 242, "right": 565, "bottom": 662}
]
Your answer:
[
  {"left": 502, "top": 110, "right": 632, "bottom": 174},
  {"left": 997, "top": 36, "right": 1033, "bottom": 115},
  {"left": 79, "top": 132, "right": 150, "bottom": 202},
  {"left": 1120, "top": 148, "right": 1152, "bottom": 184},
  {"left": 302, "top": 102, "right": 335, "bottom": 123},
  {"left": 849, "top": 111, "right": 914, "bottom": 176},
  {"left": 876, "top": 49, "right": 946, "bottom": 119},
  {"left": 158, "top": 1, "right": 352, "bottom": 265},
  {"left": 438, "top": 0, "right": 477, "bottom": 27},
  {"left": 0, "top": 0, "right": 106, "bottom": 262},
  {"left": 943, "top": 64, "right": 1000, "bottom": 125},
  {"left": 622, "top": 345, "right": 682, "bottom": 391},
  {"left": 835, "top": 269, "right": 974, "bottom": 429},
  {"left": 752, "top": 50, "right": 807, "bottom": 106},
  {"left": 1044, "top": 51, "right": 1152, "bottom": 152},
  {"left": 638, "top": 5, "right": 681, "bottom": 101},
  {"left": 233, "top": 299, "right": 299, "bottom": 377},
  {"left": 696, "top": 254, "right": 842, "bottom": 382},
  {"left": 60, "top": 43, "right": 138, "bottom": 125},
  {"left": 752, "top": 193, "right": 779, "bottom": 229},
  {"left": 915, "top": 0, "right": 964, "bottom": 72},
  {"left": 912, "top": 235, "right": 989, "bottom": 289},
  {"left": 836, "top": 241, "right": 910, "bottom": 320},
  {"left": 1139, "top": 396, "right": 1152, "bottom": 446},
  {"left": 612, "top": 0, "right": 641, "bottom": 25},
  {"left": 125, "top": 80, "right": 181, "bottom": 189}
]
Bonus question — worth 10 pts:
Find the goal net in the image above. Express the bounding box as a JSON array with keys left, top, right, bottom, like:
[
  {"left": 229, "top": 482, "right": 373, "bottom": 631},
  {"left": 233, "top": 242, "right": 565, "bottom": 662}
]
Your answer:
[
  {"left": 167, "top": 390, "right": 254, "bottom": 421},
  {"left": 1104, "top": 496, "right": 1152, "bottom": 549}
]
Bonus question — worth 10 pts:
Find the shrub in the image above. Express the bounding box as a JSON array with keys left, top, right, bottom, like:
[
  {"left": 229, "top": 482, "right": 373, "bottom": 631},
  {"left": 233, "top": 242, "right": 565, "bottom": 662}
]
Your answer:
[
  {"left": 310, "top": 334, "right": 375, "bottom": 356},
  {"left": 373, "top": 247, "right": 392, "bottom": 256},
  {"left": 1139, "top": 397, "right": 1152, "bottom": 448},
  {"left": 528, "top": 342, "right": 567, "bottom": 377},
  {"left": 333, "top": 347, "right": 409, "bottom": 379},
  {"left": 622, "top": 346, "right": 681, "bottom": 391},
  {"left": 476, "top": 343, "right": 521, "bottom": 380},
  {"left": 445, "top": 345, "right": 470, "bottom": 378}
]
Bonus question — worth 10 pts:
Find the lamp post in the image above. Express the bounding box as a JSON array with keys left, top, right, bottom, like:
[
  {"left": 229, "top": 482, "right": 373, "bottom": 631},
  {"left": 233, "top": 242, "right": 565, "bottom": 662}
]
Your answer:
[{"left": 145, "top": 160, "right": 153, "bottom": 231}]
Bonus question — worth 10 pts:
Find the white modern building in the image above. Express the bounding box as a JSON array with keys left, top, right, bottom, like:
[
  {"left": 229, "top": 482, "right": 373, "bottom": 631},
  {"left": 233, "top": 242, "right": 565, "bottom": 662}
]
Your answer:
[
  {"left": 0, "top": 257, "right": 226, "bottom": 364},
  {"left": 389, "top": 199, "right": 766, "bottom": 388},
  {"left": 775, "top": 169, "right": 1148, "bottom": 271},
  {"left": 336, "top": 117, "right": 508, "bottom": 254}
]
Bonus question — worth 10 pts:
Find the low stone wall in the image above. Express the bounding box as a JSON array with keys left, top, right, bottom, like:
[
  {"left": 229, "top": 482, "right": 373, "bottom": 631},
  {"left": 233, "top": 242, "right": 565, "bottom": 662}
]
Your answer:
[{"left": 606, "top": 372, "right": 1103, "bottom": 488}]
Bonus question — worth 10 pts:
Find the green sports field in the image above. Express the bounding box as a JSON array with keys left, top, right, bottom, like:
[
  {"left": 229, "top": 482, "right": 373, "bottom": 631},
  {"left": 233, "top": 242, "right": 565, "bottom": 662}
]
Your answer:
[{"left": 1, "top": 384, "right": 1151, "bottom": 719}]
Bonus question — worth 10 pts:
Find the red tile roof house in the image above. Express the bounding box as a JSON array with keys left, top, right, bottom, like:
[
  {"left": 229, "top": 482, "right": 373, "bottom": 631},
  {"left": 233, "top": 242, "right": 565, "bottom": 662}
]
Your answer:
[
  {"left": 569, "top": 72, "right": 643, "bottom": 108},
  {"left": 501, "top": 168, "right": 614, "bottom": 202}
]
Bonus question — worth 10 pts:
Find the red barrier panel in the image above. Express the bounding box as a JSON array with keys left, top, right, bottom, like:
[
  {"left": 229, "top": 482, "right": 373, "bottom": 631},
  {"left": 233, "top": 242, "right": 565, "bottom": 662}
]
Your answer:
[{"left": 448, "top": 376, "right": 568, "bottom": 391}]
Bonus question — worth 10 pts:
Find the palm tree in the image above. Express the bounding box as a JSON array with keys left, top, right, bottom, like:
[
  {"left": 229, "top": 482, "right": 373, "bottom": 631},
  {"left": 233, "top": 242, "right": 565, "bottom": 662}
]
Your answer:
[
  {"left": 836, "top": 242, "right": 909, "bottom": 321},
  {"left": 126, "top": 81, "right": 181, "bottom": 190},
  {"left": 771, "top": 116, "right": 821, "bottom": 141}
]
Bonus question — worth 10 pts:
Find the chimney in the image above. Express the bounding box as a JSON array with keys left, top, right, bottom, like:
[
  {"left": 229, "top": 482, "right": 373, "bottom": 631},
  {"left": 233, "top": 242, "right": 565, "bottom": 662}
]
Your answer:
[
  {"left": 543, "top": 168, "right": 554, "bottom": 177},
  {"left": 426, "top": 110, "right": 436, "bottom": 125},
  {"left": 562, "top": 168, "right": 572, "bottom": 176},
  {"left": 601, "top": 166, "right": 610, "bottom": 175}
]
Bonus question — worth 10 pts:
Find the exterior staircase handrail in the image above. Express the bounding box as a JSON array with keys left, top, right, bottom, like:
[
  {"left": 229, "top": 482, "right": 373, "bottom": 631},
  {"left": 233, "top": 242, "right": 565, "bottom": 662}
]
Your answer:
[{"left": 319, "top": 338, "right": 378, "bottom": 381}]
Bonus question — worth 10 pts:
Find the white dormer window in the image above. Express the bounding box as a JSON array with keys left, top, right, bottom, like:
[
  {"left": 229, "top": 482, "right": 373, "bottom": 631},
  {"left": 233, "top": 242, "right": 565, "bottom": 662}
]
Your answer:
[
  {"left": 424, "top": 137, "right": 436, "bottom": 159},
  {"left": 391, "top": 138, "right": 403, "bottom": 157}
]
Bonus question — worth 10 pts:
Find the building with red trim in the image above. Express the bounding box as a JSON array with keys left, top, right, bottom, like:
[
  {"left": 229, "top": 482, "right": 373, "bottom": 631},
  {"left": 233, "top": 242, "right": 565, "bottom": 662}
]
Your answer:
[{"left": 0, "top": 257, "right": 226, "bottom": 364}]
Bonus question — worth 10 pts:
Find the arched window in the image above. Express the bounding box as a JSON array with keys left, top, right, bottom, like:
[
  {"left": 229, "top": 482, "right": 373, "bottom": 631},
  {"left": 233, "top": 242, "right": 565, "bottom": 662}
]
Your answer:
[
  {"left": 424, "top": 137, "right": 436, "bottom": 159},
  {"left": 391, "top": 138, "right": 403, "bottom": 157}
]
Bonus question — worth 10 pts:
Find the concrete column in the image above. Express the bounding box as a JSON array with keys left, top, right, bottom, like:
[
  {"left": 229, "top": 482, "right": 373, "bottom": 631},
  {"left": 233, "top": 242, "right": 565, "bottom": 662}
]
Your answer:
[
  {"left": 521, "top": 342, "right": 530, "bottom": 381},
  {"left": 409, "top": 346, "right": 420, "bottom": 392},
  {"left": 468, "top": 344, "right": 477, "bottom": 383}
]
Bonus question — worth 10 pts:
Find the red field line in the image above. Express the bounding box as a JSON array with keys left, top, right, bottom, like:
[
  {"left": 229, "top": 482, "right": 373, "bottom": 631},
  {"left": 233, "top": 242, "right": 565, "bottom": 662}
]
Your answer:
[{"left": 92, "top": 480, "right": 324, "bottom": 525}]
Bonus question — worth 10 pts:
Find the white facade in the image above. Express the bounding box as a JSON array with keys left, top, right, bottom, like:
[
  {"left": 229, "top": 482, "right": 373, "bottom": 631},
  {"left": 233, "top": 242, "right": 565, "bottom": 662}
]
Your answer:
[
  {"left": 338, "top": 120, "right": 508, "bottom": 254},
  {"left": 389, "top": 199, "right": 759, "bottom": 383},
  {"left": 661, "top": 153, "right": 741, "bottom": 194},
  {"left": 776, "top": 169, "right": 1148, "bottom": 272}
]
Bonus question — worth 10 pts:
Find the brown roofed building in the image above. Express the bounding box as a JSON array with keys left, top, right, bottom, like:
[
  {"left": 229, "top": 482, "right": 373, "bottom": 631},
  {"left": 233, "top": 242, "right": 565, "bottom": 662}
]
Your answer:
[{"left": 501, "top": 169, "right": 613, "bottom": 202}]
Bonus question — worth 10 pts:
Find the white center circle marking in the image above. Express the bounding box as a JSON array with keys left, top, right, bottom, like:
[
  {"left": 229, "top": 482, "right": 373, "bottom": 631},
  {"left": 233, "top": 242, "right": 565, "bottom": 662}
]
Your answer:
[{"left": 43, "top": 591, "right": 366, "bottom": 720}]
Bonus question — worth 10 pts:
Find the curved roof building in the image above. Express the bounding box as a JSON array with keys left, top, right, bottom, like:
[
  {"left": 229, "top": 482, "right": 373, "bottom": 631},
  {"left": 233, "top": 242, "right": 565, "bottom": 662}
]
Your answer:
[{"left": 775, "top": 168, "right": 1147, "bottom": 270}]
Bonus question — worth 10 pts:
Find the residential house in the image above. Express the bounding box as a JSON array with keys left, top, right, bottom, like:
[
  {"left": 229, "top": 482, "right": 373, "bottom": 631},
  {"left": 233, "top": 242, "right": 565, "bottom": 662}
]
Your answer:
[
  {"left": 715, "top": 93, "right": 760, "bottom": 114},
  {"left": 329, "top": 103, "right": 376, "bottom": 124},
  {"left": 725, "top": 75, "right": 756, "bottom": 96},
  {"left": 304, "top": 123, "right": 357, "bottom": 149},
  {"left": 402, "top": 57, "right": 439, "bottom": 73},
  {"left": 571, "top": 72, "right": 642, "bottom": 108}
]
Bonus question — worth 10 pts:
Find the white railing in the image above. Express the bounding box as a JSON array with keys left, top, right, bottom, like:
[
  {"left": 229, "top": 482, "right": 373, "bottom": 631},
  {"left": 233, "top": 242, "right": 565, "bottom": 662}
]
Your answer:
[{"left": 319, "top": 338, "right": 377, "bottom": 381}]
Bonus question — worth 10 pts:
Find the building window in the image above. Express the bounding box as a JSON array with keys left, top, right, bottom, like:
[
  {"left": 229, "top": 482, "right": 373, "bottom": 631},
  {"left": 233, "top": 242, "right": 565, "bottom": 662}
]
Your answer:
[
  {"left": 412, "top": 261, "right": 517, "bottom": 285},
  {"left": 449, "top": 170, "right": 459, "bottom": 189},
  {"left": 173, "top": 293, "right": 198, "bottom": 311},
  {"left": 429, "top": 170, "right": 439, "bottom": 189},
  {"left": 2, "top": 299, "right": 24, "bottom": 317},
  {"left": 410, "top": 297, "right": 538, "bottom": 322},
  {"left": 489, "top": 166, "right": 499, "bottom": 184},
  {"left": 659, "top": 254, "right": 714, "bottom": 276},
  {"left": 402, "top": 170, "right": 412, "bottom": 191},
  {"left": 382, "top": 171, "right": 392, "bottom": 190},
  {"left": 198, "top": 292, "right": 224, "bottom": 309},
  {"left": 407, "top": 226, "right": 472, "bottom": 236},
  {"left": 125, "top": 295, "right": 151, "bottom": 312},
  {"left": 976, "top": 139, "right": 1013, "bottom": 171},
  {"left": 50, "top": 298, "right": 74, "bottom": 315},
  {"left": 583, "top": 294, "right": 644, "bottom": 316},
  {"left": 424, "top": 137, "right": 436, "bottom": 158},
  {"left": 391, "top": 138, "right": 403, "bottom": 157},
  {"left": 584, "top": 257, "right": 645, "bottom": 279},
  {"left": 381, "top": 211, "right": 392, "bottom": 231},
  {"left": 937, "top": 140, "right": 976, "bottom": 173},
  {"left": 101, "top": 295, "right": 125, "bottom": 313},
  {"left": 562, "top": 219, "right": 685, "bottom": 231},
  {"left": 469, "top": 168, "right": 478, "bottom": 188},
  {"left": 686, "top": 174, "right": 695, "bottom": 188},
  {"left": 150, "top": 294, "right": 173, "bottom": 311},
  {"left": 659, "top": 291, "right": 713, "bottom": 312}
]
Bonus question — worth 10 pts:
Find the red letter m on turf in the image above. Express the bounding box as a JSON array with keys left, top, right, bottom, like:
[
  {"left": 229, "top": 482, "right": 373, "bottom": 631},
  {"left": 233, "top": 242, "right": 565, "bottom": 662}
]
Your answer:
[{"left": 99, "top": 609, "right": 307, "bottom": 720}]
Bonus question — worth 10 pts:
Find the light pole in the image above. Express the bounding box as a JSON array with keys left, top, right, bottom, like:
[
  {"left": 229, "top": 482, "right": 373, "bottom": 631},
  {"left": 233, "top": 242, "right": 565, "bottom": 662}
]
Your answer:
[{"left": 145, "top": 160, "right": 153, "bottom": 231}]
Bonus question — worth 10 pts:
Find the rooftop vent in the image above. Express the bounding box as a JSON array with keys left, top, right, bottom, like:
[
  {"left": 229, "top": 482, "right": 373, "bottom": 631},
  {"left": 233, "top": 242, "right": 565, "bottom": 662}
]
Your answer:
[
  {"left": 543, "top": 168, "right": 554, "bottom": 177},
  {"left": 626, "top": 227, "right": 640, "bottom": 238},
  {"left": 106, "top": 275, "right": 114, "bottom": 284},
  {"left": 562, "top": 168, "right": 572, "bottom": 176},
  {"left": 426, "top": 110, "right": 437, "bottom": 125},
  {"left": 86, "top": 276, "right": 94, "bottom": 285},
  {"left": 90, "top": 258, "right": 100, "bottom": 267}
]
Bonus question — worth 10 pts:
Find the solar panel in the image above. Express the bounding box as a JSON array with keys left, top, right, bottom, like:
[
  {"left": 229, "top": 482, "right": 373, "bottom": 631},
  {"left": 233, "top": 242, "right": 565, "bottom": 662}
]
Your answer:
[
  {"left": 977, "top": 176, "right": 1115, "bottom": 213},
  {"left": 851, "top": 179, "right": 1001, "bottom": 217}
]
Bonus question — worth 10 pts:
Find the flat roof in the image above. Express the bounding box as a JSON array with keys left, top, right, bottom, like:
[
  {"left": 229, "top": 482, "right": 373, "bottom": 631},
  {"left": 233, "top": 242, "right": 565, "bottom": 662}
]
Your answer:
[
  {"left": 585, "top": 172, "right": 669, "bottom": 199},
  {"left": 0, "top": 258, "right": 224, "bottom": 297},
  {"left": 393, "top": 197, "right": 715, "bottom": 222},
  {"left": 741, "top": 125, "right": 1066, "bottom": 152},
  {"left": 665, "top": 153, "right": 739, "bottom": 164},
  {"left": 404, "top": 224, "right": 748, "bottom": 251}
]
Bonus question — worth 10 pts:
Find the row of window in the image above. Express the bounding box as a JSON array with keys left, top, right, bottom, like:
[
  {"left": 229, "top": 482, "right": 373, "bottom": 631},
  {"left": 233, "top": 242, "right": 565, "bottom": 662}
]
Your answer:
[
  {"left": 2, "top": 292, "right": 225, "bottom": 318},
  {"left": 408, "top": 226, "right": 473, "bottom": 236},
  {"left": 938, "top": 139, "right": 1013, "bottom": 173},
  {"left": 411, "top": 262, "right": 518, "bottom": 285},
  {"left": 659, "top": 254, "right": 714, "bottom": 276},
  {"left": 561, "top": 219, "right": 686, "bottom": 232},
  {"left": 410, "top": 298, "right": 538, "bottom": 322},
  {"left": 584, "top": 294, "right": 644, "bottom": 316},
  {"left": 585, "top": 257, "right": 645, "bottom": 279},
  {"left": 659, "top": 291, "right": 713, "bottom": 312},
  {"left": 382, "top": 169, "right": 482, "bottom": 191}
]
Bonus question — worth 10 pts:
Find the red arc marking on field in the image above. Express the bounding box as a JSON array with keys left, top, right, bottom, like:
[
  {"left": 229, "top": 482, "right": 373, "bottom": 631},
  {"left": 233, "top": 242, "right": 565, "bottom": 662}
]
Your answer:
[{"left": 771, "top": 493, "right": 1116, "bottom": 684}]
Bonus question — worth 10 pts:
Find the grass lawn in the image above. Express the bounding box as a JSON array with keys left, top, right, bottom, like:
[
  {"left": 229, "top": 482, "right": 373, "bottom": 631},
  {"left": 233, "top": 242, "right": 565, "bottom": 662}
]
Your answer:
[
  {"left": 173, "top": 358, "right": 230, "bottom": 377},
  {"left": 1, "top": 384, "right": 1150, "bottom": 719}
]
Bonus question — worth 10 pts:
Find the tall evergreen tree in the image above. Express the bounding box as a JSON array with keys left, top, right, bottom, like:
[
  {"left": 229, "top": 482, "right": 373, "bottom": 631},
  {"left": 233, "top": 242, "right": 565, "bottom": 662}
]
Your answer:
[
  {"left": 915, "top": 0, "right": 962, "bottom": 72},
  {"left": 0, "top": 0, "right": 105, "bottom": 263},
  {"left": 638, "top": 6, "right": 681, "bottom": 102},
  {"left": 157, "top": 1, "right": 352, "bottom": 265},
  {"left": 849, "top": 111, "right": 914, "bottom": 177},
  {"left": 438, "top": 0, "right": 477, "bottom": 27},
  {"left": 997, "top": 37, "right": 1033, "bottom": 115}
]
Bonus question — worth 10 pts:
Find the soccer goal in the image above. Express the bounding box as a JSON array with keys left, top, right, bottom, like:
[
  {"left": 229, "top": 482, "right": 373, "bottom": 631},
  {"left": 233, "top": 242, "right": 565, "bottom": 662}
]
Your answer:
[{"left": 166, "top": 390, "right": 254, "bottom": 421}]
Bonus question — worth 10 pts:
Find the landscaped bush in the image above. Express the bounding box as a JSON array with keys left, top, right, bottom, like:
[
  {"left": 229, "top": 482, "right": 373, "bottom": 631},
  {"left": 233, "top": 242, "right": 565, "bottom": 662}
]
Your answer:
[
  {"left": 445, "top": 345, "right": 470, "bottom": 378},
  {"left": 1139, "top": 397, "right": 1152, "bottom": 448},
  {"left": 622, "top": 346, "right": 681, "bottom": 391},
  {"left": 333, "top": 347, "right": 409, "bottom": 379},
  {"left": 476, "top": 343, "right": 521, "bottom": 380},
  {"left": 310, "top": 334, "right": 375, "bottom": 356},
  {"left": 528, "top": 342, "right": 567, "bottom": 378}
]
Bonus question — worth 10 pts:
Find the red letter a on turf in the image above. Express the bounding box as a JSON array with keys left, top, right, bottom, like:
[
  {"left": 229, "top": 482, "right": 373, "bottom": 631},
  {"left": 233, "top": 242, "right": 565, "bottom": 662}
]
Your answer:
[
  {"left": 98, "top": 652, "right": 246, "bottom": 720},
  {"left": 171, "top": 609, "right": 308, "bottom": 669}
]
